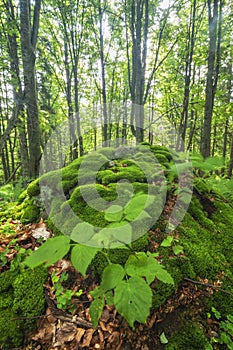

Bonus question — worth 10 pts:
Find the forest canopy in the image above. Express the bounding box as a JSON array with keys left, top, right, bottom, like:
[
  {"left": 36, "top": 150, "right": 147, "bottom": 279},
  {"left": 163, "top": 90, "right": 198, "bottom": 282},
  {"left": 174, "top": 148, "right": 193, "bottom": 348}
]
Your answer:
[{"left": 0, "top": 0, "right": 232, "bottom": 183}]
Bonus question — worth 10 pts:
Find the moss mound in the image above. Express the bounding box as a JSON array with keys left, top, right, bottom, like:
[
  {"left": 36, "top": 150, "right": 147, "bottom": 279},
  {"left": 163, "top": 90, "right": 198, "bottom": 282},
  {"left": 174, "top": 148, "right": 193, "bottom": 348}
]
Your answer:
[
  {"left": 0, "top": 267, "right": 48, "bottom": 348},
  {"left": 4, "top": 143, "right": 233, "bottom": 347}
]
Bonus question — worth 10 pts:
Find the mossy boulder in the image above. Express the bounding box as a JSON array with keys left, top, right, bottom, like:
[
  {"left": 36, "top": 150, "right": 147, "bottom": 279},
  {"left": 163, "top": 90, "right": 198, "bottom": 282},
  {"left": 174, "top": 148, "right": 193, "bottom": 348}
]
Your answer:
[
  {"left": 166, "top": 321, "right": 210, "bottom": 349},
  {"left": 0, "top": 267, "right": 48, "bottom": 348},
  {"left": 8, "top": 143, "right": 233, "bottom": 345}
]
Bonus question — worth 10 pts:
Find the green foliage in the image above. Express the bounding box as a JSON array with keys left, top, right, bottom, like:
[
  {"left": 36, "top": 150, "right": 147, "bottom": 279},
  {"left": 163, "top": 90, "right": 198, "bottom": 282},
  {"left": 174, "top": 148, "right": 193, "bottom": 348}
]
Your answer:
[
  {"left": 51, "top": 271, "right": 82, "bottom": 311},
  {"left": 0, "top": 184, "right": 14, "bottom": 202},
  {"left": 89, "top": 251, "right": 174, "bottom": 328},
  {"left": 22, "top": 231, "right": 173, "bottom": 329},
  {"left": 71, "top": 244, "right": 100, "bottom": 276},
  {"left": 190, "top": 154, "right": 225, "bottom": 176},
  {"left": 24, "top": 235, "right": 70, "bottom": 268},
  {"left": 207, "top": 308, "right": 233, "bottom": 350},
  {"left": 114, "top": 276, "right": 152, "bottom": 328}
]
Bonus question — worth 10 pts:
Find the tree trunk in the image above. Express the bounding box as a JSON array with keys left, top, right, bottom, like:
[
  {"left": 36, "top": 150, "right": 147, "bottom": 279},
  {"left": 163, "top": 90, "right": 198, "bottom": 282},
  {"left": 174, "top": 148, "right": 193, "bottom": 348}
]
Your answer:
[
  {"left": 20, "top": 0, "right": 41, "bottom": 178},
  {"left": 177, "top": 0, "right": 196, "bottom": 150},
  {"left": 228, "top": 131, "right": 233, "bottom": 178},
  {"left": 201, "top": 0, "right": 222, "bottom": 158},
  {"left": 98, "top": 0, "right": 108, "bottom": 144}
]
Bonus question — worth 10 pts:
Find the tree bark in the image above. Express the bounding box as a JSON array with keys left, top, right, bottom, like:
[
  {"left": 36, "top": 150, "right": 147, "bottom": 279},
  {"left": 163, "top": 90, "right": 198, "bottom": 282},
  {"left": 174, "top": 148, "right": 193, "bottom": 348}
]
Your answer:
[
  {"left": 20, "top": 0, "right": 41, "bottom": 177},
  {"left": 201, "top": 0, "right": 222, "bottom": 158},
  {"left": 228, "top": 131, "right": 233, "bottom": 178}
]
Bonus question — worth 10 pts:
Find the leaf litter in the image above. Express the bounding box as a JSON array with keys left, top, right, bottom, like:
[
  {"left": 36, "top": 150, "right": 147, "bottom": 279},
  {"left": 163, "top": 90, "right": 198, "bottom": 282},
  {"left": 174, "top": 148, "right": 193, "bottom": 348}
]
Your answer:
[{"left": 0, "top": 215, "right": 227, "bottom": 349}]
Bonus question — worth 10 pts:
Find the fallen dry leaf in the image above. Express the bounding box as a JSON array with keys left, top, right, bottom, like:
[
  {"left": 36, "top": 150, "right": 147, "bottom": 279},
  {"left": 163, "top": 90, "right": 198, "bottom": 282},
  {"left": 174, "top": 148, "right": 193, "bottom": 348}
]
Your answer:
[
  {"left": 75, "top": 328, "right": 85, "bottom": 342},
  {"left": 81, "top": 328, "right": 95, "bottom": 348},
  {"left": 56, "top": 322, "right": 77, "bottom": 344}
]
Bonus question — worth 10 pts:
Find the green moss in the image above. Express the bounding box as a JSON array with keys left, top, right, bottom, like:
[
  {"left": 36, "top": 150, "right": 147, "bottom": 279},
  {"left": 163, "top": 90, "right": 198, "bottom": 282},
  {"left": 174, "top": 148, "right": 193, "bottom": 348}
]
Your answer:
[
  {"left": 154, "top": 153, "right": 169, "bottom": 165},
  {"left": 166, "top": 321, "right": 209, "bottom": 349},
  {"left": 188, "top": 197, "right": 216, "bottom": 231},
  {"left": 0, "top": 267, "right": 48, "bottom": 348},
  {"left": 96, "top": 147, "right": 114, "bottom": 159},
  {"left": 17, "top": 189, "right": 28, "bottom": 203},
  {"left": 206, "top": 271, "right": 233, "bottom": 317},
  {"left": 12, "top": 267, "right": 48, "bottom": 323},
  {"left": 0, "top": 308, "right": 23, "bottom": 348},
  {"left": 20, "top": 200, "right": 40, "bottom": 224},
  {"left": 27, "top": 178, "right": 40, "bottom": 197},
  {"left": 90, "top": 251, "right": 109, "bottom": 276},
  {"left": 0, "top": 270, "right": 16, "bottom": 293},
  {"left": 99, "top": 165, "right": 146, "bottom": 185},
  {"left": 0, "top": 290, "right": 13, "bottom": 309}
]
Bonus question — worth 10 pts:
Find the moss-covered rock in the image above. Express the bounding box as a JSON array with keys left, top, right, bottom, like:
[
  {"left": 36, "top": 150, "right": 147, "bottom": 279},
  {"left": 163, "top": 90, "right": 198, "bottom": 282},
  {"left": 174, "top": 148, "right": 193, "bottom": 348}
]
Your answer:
[
  {"left": 20, "top": 200, "right": 40, "bottom": 224},
  {"left": 7, "top": 143, "right": 233, "bottom": 346},
  {"left": 27, "top": 178, "right": 40, "bottom": 197},
  {"left": 0, "top": 267, "right": 48, "bottom": 348},
  {"left": 166, "top": 321, "right": 210, "bottom": 349}
]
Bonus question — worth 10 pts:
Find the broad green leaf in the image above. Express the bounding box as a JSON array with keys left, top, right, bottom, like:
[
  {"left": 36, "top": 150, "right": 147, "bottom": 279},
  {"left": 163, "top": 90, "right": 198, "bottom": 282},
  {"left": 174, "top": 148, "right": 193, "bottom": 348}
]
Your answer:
[
  {"left": 125, "top": 252, "right": 158, "bottom": 284},
  {"left": 172, "top": 245, "right": 184, "bottom": 255},
  {"left": 107, "top": 222, "right": 132, "bottom": 246},
  {"left": 161, "top": 236, "right": 174, "bottom": 247},
  {"left": 101, "top": 264, "right": 125, "bottom": 291},
  {"left": 89, "top": 296, "right": 105, "bottom": 328},
  {"left": 105, "top": 290, "right": 114, "bottom": 305},
  {"left": 125, "top": 252, "right": 174, "bottom": 285},
  {"left": 89, "top": 224, "right": 132, "bottom": 248},
  {"left": 24, "top": 236, "right": 70, "bottom": 268},
  {"left": 104, "top": 205, "right": 123, "bottom": 222},
  {"left": 88, "top": 228, "right": 112, "bottom": 247},
  {"left": 90, "top": 286, "right": 104, "bottom": 298},
  {"left": 160, "top": 332, "right": 168, "bottom": 344},
  {"left": 114, "top": 276, "right": 152, "bottom": 328},
  {"left": 71, "top": 244, "right": 99, "bottom": 276},
  {"left": 124, "top": 194, "right": 155, "bottom": 221},
  {"left": 70, "top": 222, "right": 95, "bottom": 243},
  {"left": 154, "top": 265, "right": 174, "bottom": 285}
]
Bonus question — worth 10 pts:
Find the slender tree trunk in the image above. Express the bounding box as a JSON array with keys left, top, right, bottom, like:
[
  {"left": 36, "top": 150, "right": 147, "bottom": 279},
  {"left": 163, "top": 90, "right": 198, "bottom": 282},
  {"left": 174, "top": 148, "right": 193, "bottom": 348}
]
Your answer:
[
  {"left": 20, "top": 0, "right": 42, "bottom": 177},
  {"left": 228, "top": 131, "right": 233, "bottom": 178},
  {"left": 6, "top": 0, "right": 30, "bottom": 180},
  {"left": 177, "top": 0, "right": 196, "bottom": 150},
  {"left": 201, "top": 0, "right": 222, "bottom": 158},
  {"left": 98, "top": 0, "right": 108, "bottom": 144}
]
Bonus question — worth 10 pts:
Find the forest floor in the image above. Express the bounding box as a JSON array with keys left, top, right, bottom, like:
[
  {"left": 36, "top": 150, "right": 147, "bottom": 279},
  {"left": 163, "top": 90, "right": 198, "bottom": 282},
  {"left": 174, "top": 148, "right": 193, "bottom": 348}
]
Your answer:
[{"left": 0, "top": 199, "right": 222, "bottom": 350}]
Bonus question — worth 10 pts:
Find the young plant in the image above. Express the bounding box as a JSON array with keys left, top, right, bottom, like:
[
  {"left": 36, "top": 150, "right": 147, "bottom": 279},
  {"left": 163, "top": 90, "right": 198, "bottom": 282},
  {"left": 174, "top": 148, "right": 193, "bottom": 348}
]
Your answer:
[
  {"left": 51, "top": 271, "right": 82, "bottom": 311},
  {"left": 207, "top": 308, "right": 233, "bottom": 350},
  {"left": 24, "top": 236, "right": 174, "bottom": 328},
  {"left": 89, "top": 251, "right": 174, "bottom": 328},
  {"left": 160, "top": 235, "right": 184, "bottom": 256},
  {"left": 24, "top": 196, "right": 174, "bottom": 328}
]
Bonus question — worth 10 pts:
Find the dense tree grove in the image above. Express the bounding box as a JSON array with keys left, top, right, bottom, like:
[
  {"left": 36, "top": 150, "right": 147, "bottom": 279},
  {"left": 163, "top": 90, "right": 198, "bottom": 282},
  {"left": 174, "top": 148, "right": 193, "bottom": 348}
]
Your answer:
[{"left": 0, "top": 0, "right": 232, "bottom": 183}]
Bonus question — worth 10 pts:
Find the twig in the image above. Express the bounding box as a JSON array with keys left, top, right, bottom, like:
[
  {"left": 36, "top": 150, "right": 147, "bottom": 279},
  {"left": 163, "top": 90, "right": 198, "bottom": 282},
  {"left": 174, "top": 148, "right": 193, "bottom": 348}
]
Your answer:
[
  {"left": 184, "top": 277, "right": 232, "bottom": 295},
  {"left": 10, "top": 312, "right": 93, "bottom": 328},
  {"left": 56, "top": 314, "right": 93, "bottom": 329}
]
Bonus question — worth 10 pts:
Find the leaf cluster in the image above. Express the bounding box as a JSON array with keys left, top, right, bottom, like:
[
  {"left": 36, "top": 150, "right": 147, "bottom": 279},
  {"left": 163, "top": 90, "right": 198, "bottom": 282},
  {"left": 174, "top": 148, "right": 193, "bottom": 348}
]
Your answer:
[{"left": 24, "top": 234, "right": 174, "bottom": 328}]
